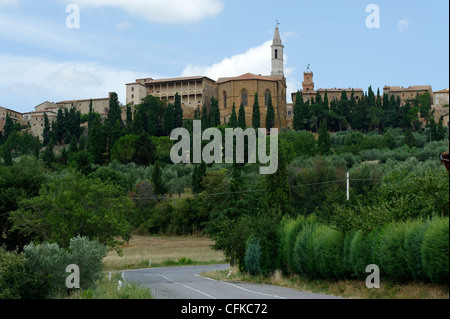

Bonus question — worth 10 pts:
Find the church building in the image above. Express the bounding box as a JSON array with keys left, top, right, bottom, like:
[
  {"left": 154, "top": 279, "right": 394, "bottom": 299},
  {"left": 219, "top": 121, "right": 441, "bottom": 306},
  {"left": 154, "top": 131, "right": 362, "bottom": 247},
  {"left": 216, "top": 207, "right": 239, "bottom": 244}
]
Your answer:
[{"left": 216, "top": 26, "right": 288, "bottom": 128}]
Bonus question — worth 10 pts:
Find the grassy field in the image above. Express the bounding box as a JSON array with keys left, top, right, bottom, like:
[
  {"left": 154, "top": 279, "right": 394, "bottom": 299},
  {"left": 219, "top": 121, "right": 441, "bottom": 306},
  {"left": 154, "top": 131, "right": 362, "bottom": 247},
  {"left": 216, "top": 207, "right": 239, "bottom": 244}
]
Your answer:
[
  {"left": 102, "top": 235, "right": 227, "bottom": 271},
  {"left": 201, "top": 266, "right": 450, "bottom": 299}
]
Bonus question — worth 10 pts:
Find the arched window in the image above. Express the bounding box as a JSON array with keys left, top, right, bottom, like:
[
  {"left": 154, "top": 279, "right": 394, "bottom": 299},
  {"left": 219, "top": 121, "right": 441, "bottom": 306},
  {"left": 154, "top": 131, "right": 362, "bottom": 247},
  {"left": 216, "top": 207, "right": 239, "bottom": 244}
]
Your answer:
[
  {"left": 275, "top": 49, "right": 278, "bottom": 59},
  {"left": 241, "top": 89, "right": 248, "bottom": 106},
  {"left": 265, "top": 89, "right": 271, "bottom": 107},
  {"left": 223, "top": 91, "right": 227, "bottom": 109}
]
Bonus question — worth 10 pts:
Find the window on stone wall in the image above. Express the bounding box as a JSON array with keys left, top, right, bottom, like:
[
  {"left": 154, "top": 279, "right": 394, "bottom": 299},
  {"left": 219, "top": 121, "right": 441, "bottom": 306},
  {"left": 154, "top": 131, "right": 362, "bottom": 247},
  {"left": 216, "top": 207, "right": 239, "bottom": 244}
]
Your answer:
[
  {"left": 275, "top": 49, "right": 278, "bottom": 59},
  {"left": 241, "top": 89, "right": 248, "bottom": 106},
  {"left": 265, "top": 90, "right": 271, "bottom": 107}
]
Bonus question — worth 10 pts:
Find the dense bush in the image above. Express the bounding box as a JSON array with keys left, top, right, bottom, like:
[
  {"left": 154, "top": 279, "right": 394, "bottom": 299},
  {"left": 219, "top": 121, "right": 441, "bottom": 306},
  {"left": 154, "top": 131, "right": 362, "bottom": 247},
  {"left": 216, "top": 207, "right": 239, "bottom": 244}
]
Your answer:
[
  {"left": 421, "top": 217, "right": 449, "bottom": 284},
  {"left": 281, "top": 216, "right": 449, "bottom": 284},
  {"left": 23, "top": 237, "right": 107, "bottom": 298},
  {"left": 245, "top": 238, "right": 262, "bottom": 276},
  {"left": 0, "top": 247, "right": 48, "bottom": 299},
  {"left": 375, "top": 223, "right": 410, "bottom": 282}
]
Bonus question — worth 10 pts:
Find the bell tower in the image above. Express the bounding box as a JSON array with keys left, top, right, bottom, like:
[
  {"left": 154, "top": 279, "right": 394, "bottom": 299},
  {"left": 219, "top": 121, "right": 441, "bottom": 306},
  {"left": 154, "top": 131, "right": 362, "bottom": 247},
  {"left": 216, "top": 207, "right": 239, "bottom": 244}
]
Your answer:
[{"left": 271, "top": 24, "right": 284, "bottom": 77}]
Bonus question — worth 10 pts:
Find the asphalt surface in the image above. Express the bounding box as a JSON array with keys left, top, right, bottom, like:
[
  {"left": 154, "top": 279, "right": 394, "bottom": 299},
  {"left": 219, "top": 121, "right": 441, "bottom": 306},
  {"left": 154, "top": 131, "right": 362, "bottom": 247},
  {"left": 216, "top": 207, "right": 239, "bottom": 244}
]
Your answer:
[{"left": 122, "top": 264, "right": 343, "bottom": 300}]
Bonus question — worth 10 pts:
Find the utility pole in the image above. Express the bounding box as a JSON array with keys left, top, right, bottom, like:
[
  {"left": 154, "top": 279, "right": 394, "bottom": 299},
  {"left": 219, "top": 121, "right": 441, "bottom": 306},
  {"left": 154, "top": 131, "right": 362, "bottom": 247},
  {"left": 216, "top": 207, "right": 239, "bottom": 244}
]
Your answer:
[{"left": 346, "top": 171, "right": 350, "bottom": 201}]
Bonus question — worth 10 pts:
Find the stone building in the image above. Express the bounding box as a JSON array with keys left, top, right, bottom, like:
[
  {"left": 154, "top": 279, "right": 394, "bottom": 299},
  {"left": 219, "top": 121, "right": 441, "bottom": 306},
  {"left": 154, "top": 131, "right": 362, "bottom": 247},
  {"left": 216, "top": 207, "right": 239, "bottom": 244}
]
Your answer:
[
  {"left": 217, "top": 73, "right": 287, "bottom": 128},
  {"left": 0, "top": 106, "right": 23, "bottom": 133},
  {"left": 54, "top": 93, "right": 114, "bottom": 117},
  {"left": 216, "top": 26, "right": 288, "bottom": 128},
  {"left": 383, "top": 85, "right": 433, "bottom": 106},
  {"left": 291, "top": 70, "right": 364, "bottom": 104},
  {"left": 23, "top": 110, "right": 57, "bottom": 141},
  {"left": 433, "top": 88, "right": 449, "bottom": 107},
  {"left": 126, "top": 76, "right": 218, "bottom": 119}
]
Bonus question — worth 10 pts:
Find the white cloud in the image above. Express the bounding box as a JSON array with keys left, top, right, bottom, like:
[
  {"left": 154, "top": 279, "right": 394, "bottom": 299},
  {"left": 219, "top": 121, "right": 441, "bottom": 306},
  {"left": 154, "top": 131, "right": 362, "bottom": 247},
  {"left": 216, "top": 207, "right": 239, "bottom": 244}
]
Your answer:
[
  {"left": 182, "top": 40, "right": 273, "bottom": 79},
  {"left": 397, "top": 18, "right": 411, "bottom": 32},
  {"left": 0, "top": 54, "right": 149, "bottom": 111},
  {"left": 64, "top": 0, "right": 224, "bottom": 24},
  {"left": 182, "top": 40, "right": 297, "bottom": 102}
]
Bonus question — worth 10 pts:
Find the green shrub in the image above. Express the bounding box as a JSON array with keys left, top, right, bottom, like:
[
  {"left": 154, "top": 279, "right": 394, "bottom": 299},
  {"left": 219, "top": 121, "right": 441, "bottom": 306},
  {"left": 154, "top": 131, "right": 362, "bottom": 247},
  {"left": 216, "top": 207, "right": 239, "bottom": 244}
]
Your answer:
[
  {"left": 67, "top": 236, "right": 107, "bottom": 290},
  {"left": 342, "top": 230, "right": 357, "bottom": 276},
  {"left": 23, "top": 242, "right": 68, "bottom": 297},
  {"left": 421, "top": 217, "right": 449, "bottom": 284},
  {"left": 23, "top": 237, "right": 107, "bottom": 298},
  {"left": 0, "top": 247, "right": 48, "bottom": 299},
  {"left": 292, "top": 221, "right": 318, "bottom": 277},
  {"left": 282, "top": 216, "right": 308, "bottom": 273},
  {"left": 375, "top": 223, "right": 409, "bottom": 282},
  {"left": 403, "top": 219, "right": 429, "bottom": 281},
  {"left": 311, "top": 225, "right": 345, "bottom": 279},
  {"left": 349, "top": 230, "right": 369, "bottom": 279},
  {"left": 245, "top": 238, "right": 262, "bottom": 276}
]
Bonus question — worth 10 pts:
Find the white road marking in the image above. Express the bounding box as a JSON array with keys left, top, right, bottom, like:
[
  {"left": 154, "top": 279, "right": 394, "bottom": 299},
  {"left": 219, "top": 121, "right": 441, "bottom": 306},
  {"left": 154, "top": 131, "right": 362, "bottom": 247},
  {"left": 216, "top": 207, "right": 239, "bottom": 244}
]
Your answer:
[
  {"left": 195, "top": 273, "right": 287, "bottom": 299},
  {"left": 222, "top": 281, "right": 287, "bottom": 299},
  {"left": 159, "top": 274, "right": 217, "bottom": 299}
]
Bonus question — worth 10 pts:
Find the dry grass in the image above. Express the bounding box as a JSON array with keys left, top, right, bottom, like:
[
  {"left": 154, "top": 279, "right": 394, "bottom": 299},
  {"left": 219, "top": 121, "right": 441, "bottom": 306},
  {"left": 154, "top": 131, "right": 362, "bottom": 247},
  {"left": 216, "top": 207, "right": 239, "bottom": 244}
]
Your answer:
[
  {"left": 102, "top": 235, "right": 226, "bottom": 271},
  {"left": 201, "top": 269, "right": 449, "bottom": 299}
]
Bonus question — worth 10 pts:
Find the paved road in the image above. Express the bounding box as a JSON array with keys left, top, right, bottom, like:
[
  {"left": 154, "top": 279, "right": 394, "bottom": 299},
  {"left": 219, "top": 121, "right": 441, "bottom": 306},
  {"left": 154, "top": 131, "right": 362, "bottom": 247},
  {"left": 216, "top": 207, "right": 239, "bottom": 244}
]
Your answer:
[{"left": 122, "top": 264, "right": 343, "bottom": 299}]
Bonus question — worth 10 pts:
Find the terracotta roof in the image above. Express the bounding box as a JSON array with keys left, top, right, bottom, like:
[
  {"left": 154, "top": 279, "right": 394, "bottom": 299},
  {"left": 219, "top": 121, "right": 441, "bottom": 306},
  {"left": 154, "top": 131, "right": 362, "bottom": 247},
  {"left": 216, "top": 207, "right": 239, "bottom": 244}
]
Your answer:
[
  {"left": 385, "top": 85, "right": 432, "bottom": 92},
  {"left": 0, "top": 106, "right": 23, "bottom": 115},
  {"left": 56, "top": 97, "right": 109, "bottom": 104},
  {"left": 136, "top": 76, "right": 215, "bottom": 85},
  {"left": 217, "top": 73, "right": 284, "bottom": 84},
  {"left": 434, "top": 89, "right": 449, "bottom": 94}
]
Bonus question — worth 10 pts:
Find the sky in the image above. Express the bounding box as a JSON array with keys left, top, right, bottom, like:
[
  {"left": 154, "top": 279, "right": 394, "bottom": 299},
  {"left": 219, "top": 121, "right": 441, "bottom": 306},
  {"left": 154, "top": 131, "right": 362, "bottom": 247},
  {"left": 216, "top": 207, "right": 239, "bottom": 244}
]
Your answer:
[{"left": 0, "top": 0, "right": 448, "bottom": 113}]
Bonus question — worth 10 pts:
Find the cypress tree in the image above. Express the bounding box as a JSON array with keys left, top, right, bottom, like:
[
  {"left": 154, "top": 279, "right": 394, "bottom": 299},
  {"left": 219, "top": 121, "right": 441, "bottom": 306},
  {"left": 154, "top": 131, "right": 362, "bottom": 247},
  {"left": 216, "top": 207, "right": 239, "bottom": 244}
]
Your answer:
[
  {"left": 210, "top": 97, "right": 221, "bottom": 127},
  {"left": 69, "top": 135, "right": 78, "bottom": 154},
  {"left": 3, "top": 114, "right": 14, "bottom": 139},
  {"left": 201, "top": 104, "right": 209, "bottom": 129},
  {"left": 293, "top": 91, "right": 303, "bottom": 131},
  {"left": 107, "top": 92, "right": 123, "bottom": 127},
  {"left": 152, "top": 161, "right": 167, "bottom": 196},
  {"left": 437, "top": 118, "right": 445, "bottom": 141},
  {"left": 263, "top": 146, "right": 292, "bottom": 220},
  {"left": 265, "top": 94, "right": 275, "bottom": 129},
  {"left": 192, "top": 162, "right": 207, "bottom": 194},
  {"left": 125, "top": 104, "right": 133, "bottom": 134},
  {"left": 164, "top": 103, "right": 175, "bottom": 136},
  {"left": 228, "top": 103, "right": 238, "bottom": 128},
  {"left": 238, "top": 103, "right": 246, "bottom": 129},
  {"left": 43, "top": 138, "right": 55, "bottom": 167},
  {"left": 88, "top": 116, "right": 106, "bottom": 165},
  {"left": 174, "top": 93, "right": 183, "bottom": 128},
  {"left": 43, "top": 113, "right": 51, "bottom": 146},
  {"left": 88, "top": 99, "right": 94, "bottom": 130},
  {"left": 3, "top": 141, "right": 13, "bottom": 166},
  {"left": 318, "top": 119, "right": 331, "bottom": 155},
  {"left": 252, "top": 93, "right": 261, "bottom": 129}
]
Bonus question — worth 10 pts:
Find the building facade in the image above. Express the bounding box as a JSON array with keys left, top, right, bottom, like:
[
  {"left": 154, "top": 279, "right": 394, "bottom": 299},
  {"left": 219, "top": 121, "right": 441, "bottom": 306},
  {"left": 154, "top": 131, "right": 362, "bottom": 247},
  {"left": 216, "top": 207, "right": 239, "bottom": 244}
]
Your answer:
[
  {"left": 23, "top": 110, "right": 57, "bottom": 141},
  {"left": 215, "top": 26, "right": 288, "bottom": 128},
  {"left": 217, "top": 73, "right": 288, "bottom": 128},
  {"left": 433, "top": 88, "right": 449, "bottom": 107},
  {"left": 0, "top": 107, "right": 23, "bottom": 133},
  {"left": 126, "top": 76, "right": 218, "bottom": 119},
  {"left": 383, "top": 85, "right": 433, "bottom": 106},
  {"left": 291, "top": 71, "right": 364, "bottom": 104}
]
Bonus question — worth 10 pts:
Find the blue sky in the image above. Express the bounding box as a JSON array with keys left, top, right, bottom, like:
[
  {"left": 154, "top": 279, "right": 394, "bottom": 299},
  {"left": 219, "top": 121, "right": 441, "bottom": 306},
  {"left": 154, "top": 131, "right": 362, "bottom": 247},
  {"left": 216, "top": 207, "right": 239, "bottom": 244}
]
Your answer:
[{"left": 0, "top": 0, "right": 448, "bottom": 113}]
